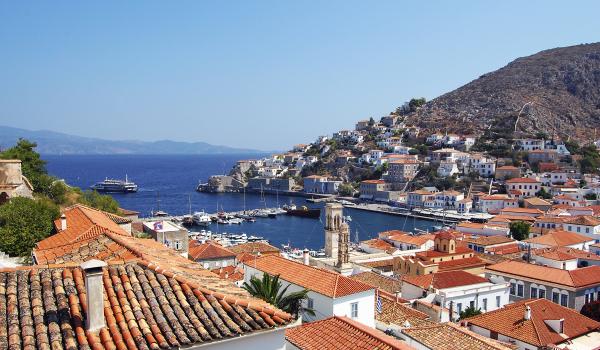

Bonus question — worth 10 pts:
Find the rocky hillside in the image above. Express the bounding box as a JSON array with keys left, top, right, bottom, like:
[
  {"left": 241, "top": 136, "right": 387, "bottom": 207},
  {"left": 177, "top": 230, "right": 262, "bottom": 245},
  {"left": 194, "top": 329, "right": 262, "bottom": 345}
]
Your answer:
[{"left": 406, "top": 43, "right": 600, "bottom": 142}]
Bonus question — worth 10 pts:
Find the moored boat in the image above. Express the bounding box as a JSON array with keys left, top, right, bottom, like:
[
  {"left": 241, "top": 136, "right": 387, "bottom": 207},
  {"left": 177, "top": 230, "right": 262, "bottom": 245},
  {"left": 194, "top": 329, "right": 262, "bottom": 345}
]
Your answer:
[{"left": 283, "top": 204, "right": 320, "bottom": 219}]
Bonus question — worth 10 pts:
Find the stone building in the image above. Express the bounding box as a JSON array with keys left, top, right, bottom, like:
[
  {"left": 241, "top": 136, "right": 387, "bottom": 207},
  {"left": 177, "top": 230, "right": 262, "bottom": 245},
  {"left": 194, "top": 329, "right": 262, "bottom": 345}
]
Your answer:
[{"left": 0, "top": 159, "right": 33, "bottom": 204}]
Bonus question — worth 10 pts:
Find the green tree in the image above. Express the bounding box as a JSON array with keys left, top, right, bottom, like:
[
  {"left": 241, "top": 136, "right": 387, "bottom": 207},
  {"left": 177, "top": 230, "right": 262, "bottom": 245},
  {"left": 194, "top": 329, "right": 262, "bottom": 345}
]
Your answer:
[
  {"left": 78, "top": 190, "right": 120, "bottom": 214},
  {"left": 536, "top": 188, "right": 553, "bottom": 200},
  {"left": 408, "top": 98, "right": 426, "bottom": 112},
  {"left": 243, "top": 273, "right": 315, "bottom": 317},
  {"left": 0, "top": 197, "right": 59, "bottom": 257},
  {"left": 509, "top": 221, "right": 531, "bottom": 241},
  {"left": 0, "top": 139, "right": 51, "bottom": 193},
  {"left": 581, "top": 301, "right": 600, "bottom": 322},
  {"left": 368, "top": 117, "right": 375, "bottom": 126},
  {"left": 338, "top": 183, "right": 355, "bottom": 197},
  {"left": 459, "top": 306, "right": 482, "bottom": 320},
  {"left": 585, "top": 193, "right": 598, "bottom": 200}
]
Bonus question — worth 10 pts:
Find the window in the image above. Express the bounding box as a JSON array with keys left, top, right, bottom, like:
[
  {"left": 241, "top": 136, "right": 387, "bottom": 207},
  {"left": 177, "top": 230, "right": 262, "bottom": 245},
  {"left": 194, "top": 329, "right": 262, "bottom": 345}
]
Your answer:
[
  {"left": 350, "top": 302, "right": 358, "bottom": 318},
  {"left": 509, "top": 282, "right": 516, "bottom": 295},
  {"left": 456, "top": 303, "right": 462, "bottom": 314},
  {"left": 469, "top": 300, "right": 475, "bottom": 309},
  {"left": 307, "top": 298, "right": 314, "bottom": 309},
  {"left": 552, "top": 291, "right": 560, "bottom": 304},
  {"left": 538, "top": 287, "right": 546, "bottom": 299},
  {"left": 482, "top": 298, "right": 488, "bottom": 311},
  {"left": 560, "top": 293, "right": 568, "bottom": 307},
  {"left": 531, "top": 286, "right": 538, "bottom": 298},
  {"left": 517, "top": 283, "right": 524, "bottom": 297},
  {"left": 496, "top": 296, "right": 501, "bottom": 308}
]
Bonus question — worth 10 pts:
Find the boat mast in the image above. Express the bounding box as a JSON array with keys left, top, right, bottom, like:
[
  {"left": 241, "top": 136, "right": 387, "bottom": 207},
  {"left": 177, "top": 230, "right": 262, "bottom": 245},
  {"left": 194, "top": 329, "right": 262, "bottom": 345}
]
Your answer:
[{"left": 188, "top": 194, "right": 192, "bottom": 216}]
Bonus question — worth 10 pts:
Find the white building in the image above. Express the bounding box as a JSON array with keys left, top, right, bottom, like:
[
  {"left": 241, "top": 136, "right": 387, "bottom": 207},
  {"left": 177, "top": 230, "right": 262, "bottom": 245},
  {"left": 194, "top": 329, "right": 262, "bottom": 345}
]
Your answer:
[
  {"left": 437, "top": 161, "right": 459, "bottom": 177},
  {"left": 401, "top": 270, "right": 510, "bottom": 319},
  {"left": 244, "top": 255, "right": 375, "bottom": 327},
  {"left": 563, "top": 216, "right": 600, "bottom": 240}
]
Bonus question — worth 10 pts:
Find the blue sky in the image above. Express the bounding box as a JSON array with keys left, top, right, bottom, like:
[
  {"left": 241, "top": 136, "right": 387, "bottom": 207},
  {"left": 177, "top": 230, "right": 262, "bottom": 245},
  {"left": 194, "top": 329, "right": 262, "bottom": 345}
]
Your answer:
[{"left": 1, "top": 1, "right": 599, "bottom": 150}]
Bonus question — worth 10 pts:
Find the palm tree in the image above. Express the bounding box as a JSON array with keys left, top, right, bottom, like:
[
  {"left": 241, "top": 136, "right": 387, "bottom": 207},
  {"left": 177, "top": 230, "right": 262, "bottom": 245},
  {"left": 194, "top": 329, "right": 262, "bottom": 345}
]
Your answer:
[
  {"left": 459, "top": 306, "right": 482, "bottom": 320},
  {"left": 243, "top": 273, "right": 315, "bottom": 317}
]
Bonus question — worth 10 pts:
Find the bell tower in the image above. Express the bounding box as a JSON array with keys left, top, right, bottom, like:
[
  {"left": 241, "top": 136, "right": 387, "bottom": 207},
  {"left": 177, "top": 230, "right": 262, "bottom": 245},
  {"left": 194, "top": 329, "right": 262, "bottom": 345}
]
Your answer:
[{"left": 324, "top": 203, "right": 343, "bottom": 258}]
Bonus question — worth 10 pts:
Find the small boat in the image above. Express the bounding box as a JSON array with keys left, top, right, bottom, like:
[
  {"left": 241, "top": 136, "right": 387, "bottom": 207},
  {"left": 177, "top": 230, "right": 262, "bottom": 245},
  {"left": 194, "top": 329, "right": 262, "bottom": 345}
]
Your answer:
[
  {"left": 181, "top": 215, "right": 194, "bottom": 227},
  {"left": 91, "top": 175, "right": 137, "bottom": 193},
  {"left": 193, "top": 211, "right": 211, "bottom": 227},
  {"left": 152, "top": 210, "right": 168, "bottom": 217},
  {"left": 284, "top": 204, "right": 320, "bottom": 219}
]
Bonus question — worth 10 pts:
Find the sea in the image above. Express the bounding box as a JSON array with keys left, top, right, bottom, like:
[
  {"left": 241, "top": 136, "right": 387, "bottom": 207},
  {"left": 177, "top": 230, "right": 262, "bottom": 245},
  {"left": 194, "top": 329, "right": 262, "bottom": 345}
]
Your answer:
[{"left": 45, "top": 154, "right": 436, "bottom": 250}]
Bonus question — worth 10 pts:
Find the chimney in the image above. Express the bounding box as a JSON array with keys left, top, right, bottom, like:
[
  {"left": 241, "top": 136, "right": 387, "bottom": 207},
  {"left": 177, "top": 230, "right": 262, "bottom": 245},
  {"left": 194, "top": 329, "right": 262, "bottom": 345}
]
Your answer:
[
  {"left": 81, "top": 259, "right": 107, "bottom": 332},
  {"left": 303, "top": 248, "right": 310, "bottom": 265},
  {"left": 60, "top": 214, "right": 67, "bottom": 231},
  {"left": 524, "top": 305, "right": 531, "bottom": 320}
]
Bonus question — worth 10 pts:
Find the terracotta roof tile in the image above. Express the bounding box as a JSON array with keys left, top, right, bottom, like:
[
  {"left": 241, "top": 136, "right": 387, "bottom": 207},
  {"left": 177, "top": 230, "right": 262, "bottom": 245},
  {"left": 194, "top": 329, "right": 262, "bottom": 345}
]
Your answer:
[
  {"left": 286, "top": 316, "right": 414, "bottom": 350},
  {"left": 563, "top": 215, "right": 600, "bottom": 226},
  {"left": 247, "top": 255, "right": 374, "bottom": 298},
  {"left": 349, "top": 272, "right": 401, "bottom": 294},
  {"left": 227, "top": 242, "right": 280, "bottom": 255},
  {"left": 402, "top": 271, "right": 488, "bottom": 290},
  {"left": 402, "top": 322, "right": 515, "bottom": 350},
  {"left": 505, "top": 177, "right": 541, "bottom": 183},
  {"left": 465, "top": 299, "right": 600, "bottom": 347},
  {"left": 523, "top": 230, "right": 593, "bottom": 247},
  {"left": 0, "top": 261, "right": 293, "bottom": 350},
  {"left": 188, "top": 241, "right": 236, "bottom": 261},
  {"left": 486, "top": 260, "right": 600, "bottom": 288},
  {"left": 376, "top": 293, "right": 432, "bottom": 327},
  {"left": 39, "top": 204, "right": 130, "bottom": 250}
]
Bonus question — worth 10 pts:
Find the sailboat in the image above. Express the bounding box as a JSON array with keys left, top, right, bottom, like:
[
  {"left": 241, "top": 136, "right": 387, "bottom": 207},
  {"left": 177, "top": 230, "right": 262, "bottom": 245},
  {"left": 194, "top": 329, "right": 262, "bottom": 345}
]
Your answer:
[{"left": 151, "top": 191, "right": 168, "bottom": 217}]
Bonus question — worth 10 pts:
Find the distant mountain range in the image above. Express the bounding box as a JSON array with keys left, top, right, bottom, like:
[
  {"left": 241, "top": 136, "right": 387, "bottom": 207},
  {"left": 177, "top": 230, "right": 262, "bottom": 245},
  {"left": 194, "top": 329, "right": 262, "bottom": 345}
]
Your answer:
[
  {"left": 406, "top": 42, "right": 600, "bottom": 141},
  {"left": 0, "top": 126, "right": 267, "bottom": 155}
]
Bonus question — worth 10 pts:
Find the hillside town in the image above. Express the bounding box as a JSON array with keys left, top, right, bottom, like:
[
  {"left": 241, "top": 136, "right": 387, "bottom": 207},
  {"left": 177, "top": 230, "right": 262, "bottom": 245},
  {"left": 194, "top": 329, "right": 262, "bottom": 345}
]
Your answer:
[{"left": 4, "top": 131, "right": 600, "bottom": 349}]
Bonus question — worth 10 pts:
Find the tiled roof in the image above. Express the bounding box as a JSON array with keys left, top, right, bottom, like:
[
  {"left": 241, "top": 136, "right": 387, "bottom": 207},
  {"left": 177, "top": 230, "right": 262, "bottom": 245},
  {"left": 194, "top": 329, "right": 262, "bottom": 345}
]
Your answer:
[
  {"left": 361, "top": 238, "right": 394, "bottom": 251},
  {"left": 361, "top": 258, "right": 395, "bottom": 269},
  {"left": 523, "top": 197, "right": 552, "bottom": 206},
  {"left": 523, "top": 230, "right": 593, "bottom": 247},
  {"left": 499, "top": 207, "right": 544, "bottom": 215},
  {"left": 563, "top": 215, "right": 600, "bottom": 226},
  {"left": 33, "top": 232, "right": 138, "bottom": 264},
  {"left": 349, "top": 271, "right": 400, "bottom": 294},
  {"left": 188, "top": 241, "right": 236, "bottom": 261},
  {"left": 402, "top": 271, "right": 488, "bottom": 290},
  {"left": 402, "top": 323, "right": 515, "bottom": 350},
  {"left": 247, "top": 255, "right": 374, "bottom": 298},
  {"left": 438, "top": 256, "right": 487, "bottom": 271},
  {"left": 227, "top": 242, "right": 280, "bottom": 255},
  {"left": 211, "top": 266, "right": 245, "bottom": 282},
  {"left": 285, "top": 316, "right": 414, "bottom": 350},
  {"left": 376, "top": 293, "right": 432, "bottom": 327},
  {"left": 465, "top": 299, "right": 600, "bottom": 347},
  {"left": 0, "top": 262, "right": 292, "bottom": 350},
  {"left": 460, "top": 235, "right": 515, "bottom": 246},
  {"left": 505, "top": 177, "right": 540, "bottom": 183},
  {"left": 485, "top": 243, "right": 521, "bottom": 255},
  {"left": 532, "top": 247, "right": 581, "bottom": 261},
  {"left": 486, "top": 260, "right": 600, "bottom": 288},
  {"left": 386, "top": 233, "right": 435, "bottom": 246},
  {"left": 415, "top": 246, "right": 473, "bottom": 259},
  {"left": 39, "top": 204, "right": 131, "bottom": 250}
]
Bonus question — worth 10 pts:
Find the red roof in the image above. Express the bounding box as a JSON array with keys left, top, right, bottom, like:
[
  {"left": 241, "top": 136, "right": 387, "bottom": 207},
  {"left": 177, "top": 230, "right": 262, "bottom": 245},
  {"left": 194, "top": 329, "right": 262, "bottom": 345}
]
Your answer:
[
  {"left": 188, "top": 241, "right": 236, "bottom": 260},
  {"left": 486, "top": 260, "right": 600, "bottom": 288},
  {"left": 286, "top": 316, "right": 414, "bottom": 350},
  {"left": 505, "top": 177, "right": 541, "bottom": 184},
  {"left": 40, "top": 204, "right": 130, "bottom": 250},
  {"left": 247, "top": 255, "right": 374, "bottom": 298},
  {"left": 402, "top": 271, "right": 488, "bottom": 290},
  {"left": 466, "top": 299, "right": 600, "bottom": 347}
]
